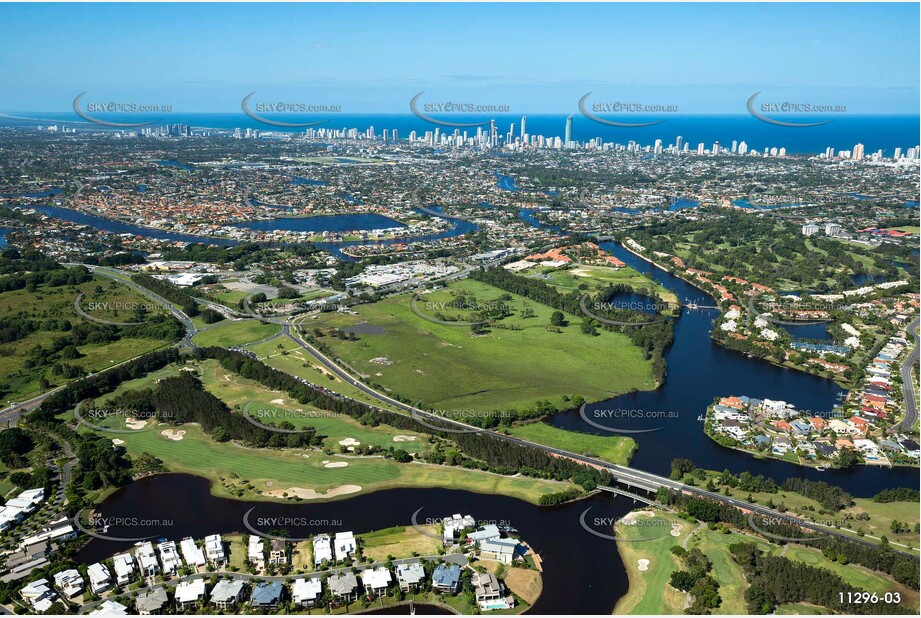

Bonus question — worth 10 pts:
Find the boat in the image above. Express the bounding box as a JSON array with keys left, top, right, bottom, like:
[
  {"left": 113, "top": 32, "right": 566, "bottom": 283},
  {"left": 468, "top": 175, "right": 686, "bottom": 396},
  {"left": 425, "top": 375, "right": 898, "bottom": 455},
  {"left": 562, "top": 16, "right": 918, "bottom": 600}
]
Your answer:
[{"left": 815, "top": 466, "right": 826, "bottom": 472}]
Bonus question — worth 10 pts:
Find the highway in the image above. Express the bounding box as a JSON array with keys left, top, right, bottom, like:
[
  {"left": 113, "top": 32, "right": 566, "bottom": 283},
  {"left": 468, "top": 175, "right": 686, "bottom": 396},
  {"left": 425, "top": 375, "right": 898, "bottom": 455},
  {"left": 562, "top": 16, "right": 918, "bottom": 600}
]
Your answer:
[{"left": 894, "top": 316, "right": 920, "bottom": 432}]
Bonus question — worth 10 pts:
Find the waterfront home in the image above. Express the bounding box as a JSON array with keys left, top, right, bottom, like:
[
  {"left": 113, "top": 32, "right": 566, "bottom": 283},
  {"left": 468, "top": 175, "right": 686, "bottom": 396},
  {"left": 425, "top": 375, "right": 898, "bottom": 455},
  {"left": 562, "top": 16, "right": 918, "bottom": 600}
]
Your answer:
[
  {"left": 362, "top": 566, "right": 393, "bottom": 597},
  {"left": 480, "top": 538, "right": 521, "bottom": 565},
  {"left": 313, "top": 533, "right": 333, "bottom": 566},
  {"left": 112, "top": 552, "right": 135, "bottom": 586},
  {"left": 808, "top": 417, "right": 828, "bottom": 431},
  {"left": 53, "top": 569, "right": 84, "bottom": 597},
  {"left": 328, "top": 571, "right": 359, "bottom": 603},
  {"left": 157, "top": 540, "right": 182, "bottom": 575},
  {"left": 3, "top": 540, "right": 49, "bottom": 577},
  {"left": 175, "top": 578, "right": 207, "bottom": 609},
  {"left": 17, "top": 516, "right": 76, "bottom": 547},
  {"left": 247, "top": 535, "right": 265, "bottom": 569},
  {"left": 89, "top": 600, "right": 128, "bottom": 615},
  {"left": 432, "top": 563, "right": 461, "bottom": 594},
  {"left": 20, "top": 578, "right": 57, "bottom": 613},
  {"left": 813, "top": 442, "right": 837, "bottom": 458},
  {"left": 135, "top": 542, "right": 160, "bottom": 578},
  {"left": 292, "top": 577, "right": 323, "bottom": 607},
  {"left": 752, "top": 435, "right": 771, "bottom": 449},
  {"left": 772, "top": 435, "right": 792, "bottom": 455},
  {"left": 443, "top": 513, "right": 476, "bottom": 545},
  {"left": 250, "top": 581, "right": 284, "bottom": 609},
  {"left": 268, "top": 539, "right": 287, "bottom": 565},
  {"left": 334, "top": 531, "right": 356, "bottom": 561},
  {"left": 135, "top": 587, "right": 169, "bottom": 615},
  {"left": 472, "top": 571, "right": 512, "bottom": 610},
  {"left": 395, "top": 560, "right": 426, "bottom": 592},
  {"left": 180, "top": 537, "right": 206, "bottom": 569},
  {"left": 204, "top": 534, "right": 226, "bottom": 566},
  {"left": 209, "top": 579, "right": 246, "bottom": 610},
  {"left": 86, "top": 562, "right": 112, "bottom": 595},
  {"left": 467, "top": 524, "right": 501, "bottom": 544}
]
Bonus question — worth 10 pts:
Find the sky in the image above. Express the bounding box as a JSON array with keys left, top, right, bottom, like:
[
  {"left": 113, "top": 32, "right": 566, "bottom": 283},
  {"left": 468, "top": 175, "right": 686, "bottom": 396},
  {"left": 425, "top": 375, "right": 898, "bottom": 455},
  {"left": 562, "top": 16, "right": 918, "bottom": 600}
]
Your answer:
[{"left": 0, "top": 2, "right": 918, "bottom": 114}]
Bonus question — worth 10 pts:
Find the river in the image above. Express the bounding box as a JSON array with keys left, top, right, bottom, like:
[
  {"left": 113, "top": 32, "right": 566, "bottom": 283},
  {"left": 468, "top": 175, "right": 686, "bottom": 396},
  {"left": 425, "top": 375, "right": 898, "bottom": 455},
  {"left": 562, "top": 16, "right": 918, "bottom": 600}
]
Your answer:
[{"left": 547, "top": 241, "right": 918, "bottom": 495}]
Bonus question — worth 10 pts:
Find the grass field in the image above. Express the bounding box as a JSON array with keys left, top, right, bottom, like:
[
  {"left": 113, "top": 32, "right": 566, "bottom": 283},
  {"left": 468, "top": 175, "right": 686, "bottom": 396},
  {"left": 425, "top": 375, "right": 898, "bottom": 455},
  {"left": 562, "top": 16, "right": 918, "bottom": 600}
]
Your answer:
[
  {"left": 0, "top": 275, "right": 174, "bottom": 402},
  {"left": 533, "top": 264, "right": 679, "bottom": 308},
  {"left": 311, "top": 278, "right": 655, "bottom": 413},
  {"left": 613, "top": 511, "right": 691, "bottom": 614},
  {"left": 78, "top": 360, "right": 574, "bottom": 505},
  {"left": 191, "top": 319, "right": 281, "bottom": 347},
  {"left": 359, "top": 525, "right": 442, "bottom": 562},
  {"left": 506, "top": 422, "right": 636, "bottom": 465}
]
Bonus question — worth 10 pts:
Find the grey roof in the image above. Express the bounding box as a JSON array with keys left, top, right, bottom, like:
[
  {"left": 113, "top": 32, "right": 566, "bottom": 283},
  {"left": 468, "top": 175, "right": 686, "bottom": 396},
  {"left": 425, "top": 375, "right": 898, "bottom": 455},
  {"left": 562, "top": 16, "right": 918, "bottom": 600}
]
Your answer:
[
  {"left": 210, "top": 579, "right": 245, "bottom": 603},
  {"left": 135, "top": 587, "right": 168, "bottom": 613},
  {"left": 250, "top": 582, "right": 283, "bottom": 605},
  {"left": 328, "top": 572, "right": 358, "bottom": 595},
  {"left": 395, "top": 561, "right": 425, "bottom": 585}
]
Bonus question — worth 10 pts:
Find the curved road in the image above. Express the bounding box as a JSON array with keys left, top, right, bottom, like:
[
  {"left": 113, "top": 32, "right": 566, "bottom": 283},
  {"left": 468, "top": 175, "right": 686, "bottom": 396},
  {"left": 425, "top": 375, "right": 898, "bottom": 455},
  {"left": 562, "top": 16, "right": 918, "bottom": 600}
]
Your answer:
[{"left": 894, "top": 316, "right": 920, "bottom": 432}]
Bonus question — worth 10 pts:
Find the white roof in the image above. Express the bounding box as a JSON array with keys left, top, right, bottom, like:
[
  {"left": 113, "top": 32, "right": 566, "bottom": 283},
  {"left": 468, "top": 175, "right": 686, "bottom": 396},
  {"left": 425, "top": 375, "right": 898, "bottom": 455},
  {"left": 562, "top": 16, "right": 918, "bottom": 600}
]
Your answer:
[
  {"left": 175, "top": 578, "right": 207, "bottom": 603},
  {"left": 113, "top": 552, "right": 135, "bottom": 577},
  {"left": 180, "top": 538, "right": 206, "bottom": 566},
  {"left": 313, "top": 534, "right": 333, "bottom": 564},
  {"left": 292, "top": 577, "right": 323, "bottom": 602},
  {"left": 90, "top": 600, "right": 128, "bottom": 615},
  {"left": 334, "top": 531, "right": 356, "bottom": 559},
  {"left": 87, "top": 563, "right": 111, "bottom": 585},
  {"left": 135, "top": 541, "right": 159, "bottom": 570},
  {"left": 362, "top": 566, "right": 392, "bottom": 589},
  {"left": 248, "top": 535, "right": 264, "bottom": 559},
  {"left": 204, "top": 534, "right": 225, "bottom": 561}
]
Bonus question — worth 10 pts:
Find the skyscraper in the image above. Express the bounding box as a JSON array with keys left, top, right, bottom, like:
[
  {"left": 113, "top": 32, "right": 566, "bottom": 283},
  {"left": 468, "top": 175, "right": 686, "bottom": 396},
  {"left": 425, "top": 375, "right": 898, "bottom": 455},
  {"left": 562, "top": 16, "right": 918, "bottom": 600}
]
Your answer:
[
  {"left": 852, "top": 143, "right": 865, "bottom": 160},
  {"left": 675, "top": 135, "right": 683, "bottom": 151},
  {"left": 520, "top": 116, "right": 527, "bottom": 141},
  {"left": 564, "top": 115, "right": 573, "bottom": 148}
]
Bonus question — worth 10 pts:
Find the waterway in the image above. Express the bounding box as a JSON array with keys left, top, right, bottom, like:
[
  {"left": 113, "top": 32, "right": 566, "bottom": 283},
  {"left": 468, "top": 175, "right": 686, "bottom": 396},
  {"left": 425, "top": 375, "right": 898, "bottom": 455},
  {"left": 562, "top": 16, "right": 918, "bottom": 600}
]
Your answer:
[
  {"left": 547, "top": 241, "right": 918, "bottom": 496},
  {"left": 75, "top": 476, "right": 633, "bottom": 615}
]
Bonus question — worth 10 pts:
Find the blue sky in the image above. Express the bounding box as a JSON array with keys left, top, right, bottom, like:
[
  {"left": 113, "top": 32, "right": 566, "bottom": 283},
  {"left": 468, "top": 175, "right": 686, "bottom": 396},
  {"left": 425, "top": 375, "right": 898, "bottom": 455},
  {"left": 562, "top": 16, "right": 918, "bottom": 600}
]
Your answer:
[{"left": 1, "top": 2, "right": 918, "bottom": 113}]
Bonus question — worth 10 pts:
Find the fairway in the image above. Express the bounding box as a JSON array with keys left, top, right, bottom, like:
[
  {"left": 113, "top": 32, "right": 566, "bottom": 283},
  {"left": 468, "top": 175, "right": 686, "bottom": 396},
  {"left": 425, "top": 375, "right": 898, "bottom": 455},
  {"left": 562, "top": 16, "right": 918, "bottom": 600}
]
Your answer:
[
  {"left": 507, "top": 422, "right": 636, "bottom": 465},
  {"left": 191, "top": 319, "right": 282, "bottom": 347},
  {"left": 312, "top": 278, "right": 656, "bottom": 413},
  {"left": 532, "top": 264, "right": 679, "bottom": 308}
]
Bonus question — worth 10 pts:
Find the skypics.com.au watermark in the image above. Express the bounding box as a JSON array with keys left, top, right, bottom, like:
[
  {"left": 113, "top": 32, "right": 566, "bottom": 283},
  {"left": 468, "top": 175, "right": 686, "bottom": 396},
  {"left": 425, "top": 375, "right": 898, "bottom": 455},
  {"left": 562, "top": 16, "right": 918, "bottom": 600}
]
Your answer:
[
  {"left": 74, "top": 405, "right": 168, "bottom": 434},
  {"left": 410, "top": 92, "right": 509, "bottom": 127},
  {"left": 579, "top": 404, "right": 677, "bottom": 434},
  {"left": 73, "top": 92, "right": 171, "bottom": 128},
  {"left": 242, "top": 509, "right": 343, "bottom": 541},
  {"left": 242, "top": 403, "right": 346, "bottom": 434},
  {"left": 578, "top": 92, "right": 676, "bottom": 127},
  {"left": 410, "top": 404, "right": 512, "bottom": 434},
  {"left": 747, "top": 92, "right": 845, "bottom": 127},
  {"left": 748, "top": 513, "right": 849, "bottom": 543},
  {"left": 242, "top": 92, "right": 341, "bottom": 128},
  {"left": 579, "top": 507, "right": 676, "bottom": 542},
  {"left": 74, "top": 512, "right": 172, "bottom": 542}
]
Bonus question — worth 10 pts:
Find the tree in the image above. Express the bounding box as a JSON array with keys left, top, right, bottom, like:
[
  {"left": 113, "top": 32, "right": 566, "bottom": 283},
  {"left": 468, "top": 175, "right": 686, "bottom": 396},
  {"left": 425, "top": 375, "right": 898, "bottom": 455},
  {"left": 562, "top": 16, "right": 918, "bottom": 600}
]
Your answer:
[{"left": 550, "top": 311, "right": 565, "bottom": 327}]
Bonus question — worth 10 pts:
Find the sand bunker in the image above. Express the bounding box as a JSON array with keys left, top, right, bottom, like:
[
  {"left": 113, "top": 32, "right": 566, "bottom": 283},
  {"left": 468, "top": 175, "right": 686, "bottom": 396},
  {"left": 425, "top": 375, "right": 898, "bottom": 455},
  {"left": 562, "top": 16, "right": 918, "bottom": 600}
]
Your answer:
[
  {"left": 620, "top": 510, "right": 656, "bottom": 526},
  {"left": 369, "top": 357, "right": 393, "bottom": 365},
  {"left": 270, "top": 398, "right": 285, "bottom": 404},
  {"left": 670, "top": 523, "right": 682, "bottom": 537},
  {"left": 324, "top": 462, "right": 349, "bottom": 468},
  {"left": 637, "top": 559, "right": 650, "bottom": 571},
  {"left": 111, "top": 438, "right": 125, "bottom": 445},
  {"left": 393, "top": 435, "right": 417, "bottom": 442},
  {"left": 264, "top": 485, "right": 362, "bottom": 500},
  {"left": 161, "top": 429, "right": 186, "bottom": 441},
  {"left": 338, "top": 438, "right": 360, "bottom": 447},
  {"left": 124, "top": 417, "right": 148, "bottom": 430}
]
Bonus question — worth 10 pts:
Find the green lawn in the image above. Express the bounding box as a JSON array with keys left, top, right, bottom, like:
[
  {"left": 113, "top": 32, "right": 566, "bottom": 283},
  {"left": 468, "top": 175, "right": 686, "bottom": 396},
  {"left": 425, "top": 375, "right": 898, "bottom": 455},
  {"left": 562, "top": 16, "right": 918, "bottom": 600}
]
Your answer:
[
  {"left": 311, "top": 278, "right": 656, "bottom": 413},
  {"left": 191, "top": 320, "right": 281, "bottom": 347},
  {"left": 534, "top": 264, "right": 679, "bottom": 308},
  {"left": 506, "top": 422, "right": 636, "bottom": 465}
]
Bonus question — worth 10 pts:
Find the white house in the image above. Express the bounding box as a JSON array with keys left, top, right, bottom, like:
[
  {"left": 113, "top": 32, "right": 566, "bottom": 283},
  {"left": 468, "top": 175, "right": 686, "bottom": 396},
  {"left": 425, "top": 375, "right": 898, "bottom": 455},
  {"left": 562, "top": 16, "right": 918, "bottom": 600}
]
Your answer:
[
  {"left": 362, "top": 566, "right": 392, "bottom": 597},
  {"left": 87, "top": 562, "right": 112, "bottom": 595},
  {"left": 313, "top": 534, "right": 333, "bottom": 565},
  {"left": 204, "top": 534, "right": 225, "bottom": 565},
  {"left": 334, "top": 531, "right": 356, "bottom": 561},
  {"left": 89, "top": 600, "right": 128, "bottom": 615},
  {"left": 53, "top": 569, "right": 84, "bottom": 597},
  {"left": 180, "top": 537, "right": 206, "bottom": 569},
  {"left": 157, "top": 540, "right": 182, "bottom": 575},
  {"left": 247, "top": 535, "right": 265, "bottom": 569},
  {"left": 292, "top": 577, "right": 323, "bottom": 607},
  {"left": 112, "top": 552, "right": 136, "bottom": 586},
  {"left": 443, "top": 514, "right": 476, "bottom": 545},
  {"left": 174, "top": 578, "right": 207, "bottom": 609},
  {"left": 135, "top": 541, "right": 160, "bottom": 578},
  {"left": 395, "top": 561, "right": 425, "bottom": 592},
  {"left": 21, "top": 578, "right": 58, "bottom": 613}
]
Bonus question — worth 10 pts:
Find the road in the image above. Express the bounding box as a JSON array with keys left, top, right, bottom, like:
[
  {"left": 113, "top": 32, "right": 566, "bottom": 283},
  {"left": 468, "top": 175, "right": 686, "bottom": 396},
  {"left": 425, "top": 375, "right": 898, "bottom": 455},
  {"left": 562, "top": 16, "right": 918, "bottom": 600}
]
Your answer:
[{"left": 894, "top": 316, "right": 920, "bottom": 432}]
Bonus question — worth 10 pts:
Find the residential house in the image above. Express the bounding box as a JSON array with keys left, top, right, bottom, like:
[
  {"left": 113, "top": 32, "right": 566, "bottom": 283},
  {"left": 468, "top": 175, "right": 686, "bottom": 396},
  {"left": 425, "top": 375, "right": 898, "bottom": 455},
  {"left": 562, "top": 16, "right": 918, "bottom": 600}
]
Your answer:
[
  {"left": 432, "top": 564, "right": 461, "bottom": 594},
  {"left": 112, "top": 552, "right": 136, "bottom": 586},
  {"left": 472, "top": 571, "right": 510, "bottom": 609},
  {"left": 135, "top": 542, "right": 160, "bottom": 578},
  {"left": 89, "top": 600, "right": 128, "bottom": 615},
  {"left": 292, "top": 577, "right": 323, "bottom": 607},
  {"left": 467, "top": 524, "right": 501, "bottom": 544},
  {"left": 174, "top": 578, "right": 207, "bottom": 609},
  {"left": 268, "top": 539, "right": 287, "bottom": 566},
  {"left": 395, "top": 561, "right": 425, "bottom": 592},
  {"left": 250, "top": 581, "right": 283, "bottom": 610},
  {"left": 135, "top": 588, "right": 169, "bottom": 615},
  {"left": 328, "top": 571, "right": 359, "bottom": 603},
  {"left": 180, "top": 537, "right": 206, "bottom": 569},
  {"left": 209, "top": 579, "right": 246, "bottom": 611},
  {"left": 334, "top": 531, "right": 356, "bottom": 561},
  {"left": 86, "top": 562, "right": 112, "bottom": 595},
  {"left": 480, "top": 538, "right": 520, "bottom": 565},
  {"left": 53, "top": 569, "right": 84, "bottom": 597},
  {"left": 204, "top": 534, "right": 226, "bottom": 566},
  {"left": 247, "top": 535, "right": 265, "bottom": 569},
  {"left": 157, "top": 540, "right": 182, "bottom": 575},
  {"left": 362, "top": 566, "right": 392, "bottom": 597},
  {"left": 21, "top": 578, "right": 58, "bottom": 613},
  {"left": 313, "top": 534, "right": 333, "bottom": 566},
  {"left": 443, "top": 514, "right": 476, "bottom": 546}
]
